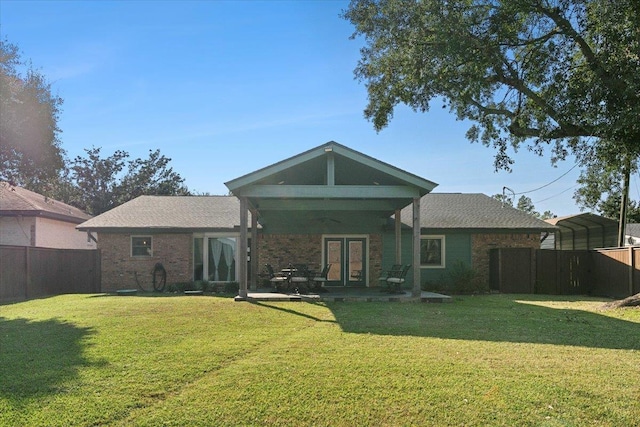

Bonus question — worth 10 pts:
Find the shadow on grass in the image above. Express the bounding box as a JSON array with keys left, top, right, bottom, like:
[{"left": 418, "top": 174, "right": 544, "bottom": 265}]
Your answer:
[
  {"left": 323, "top": 296, "right": 640, "bottom": 350},
  {"left": 0, "top": 317, "right": 97, "bottom": 402},
  {"left": 250, "top": 301, "right": 338, "bottom": 323}
]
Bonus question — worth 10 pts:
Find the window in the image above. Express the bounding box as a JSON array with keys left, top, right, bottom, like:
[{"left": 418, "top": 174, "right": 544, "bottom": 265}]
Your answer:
[
  {"left": 193, "top": 235, "right": 238, "bottom": 282},
  {"left": 420, "top": 235, "right": 445, "bottom": 268},
  {"left": 131, "top": 236, "right": 152, "bottom": 257}
]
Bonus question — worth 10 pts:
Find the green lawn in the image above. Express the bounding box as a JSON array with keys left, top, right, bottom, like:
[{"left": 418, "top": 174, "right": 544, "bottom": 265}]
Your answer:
[{"left": 1, "top": 294, "right": 639, "bottom": 426}]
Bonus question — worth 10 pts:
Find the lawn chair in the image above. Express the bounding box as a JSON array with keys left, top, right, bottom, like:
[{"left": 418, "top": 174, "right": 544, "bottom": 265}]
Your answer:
[
  {"left": 311, "top": 263, "right": 332, "bottom": 292},
  {"left": 264, "top": 264, "right": 288, "bottom": 292},
  {"left": 385, "top": 264, "right": 411, "bottom": 294},
  {"left": 290, "top": 264, "right": 310, "bottom": 294},
  {"left": 378, "top": 264, "right": 403, "bottom": 291}
]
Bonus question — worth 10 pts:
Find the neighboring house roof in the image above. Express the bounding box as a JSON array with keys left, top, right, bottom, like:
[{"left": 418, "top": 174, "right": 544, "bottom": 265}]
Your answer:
[
  {"left": 400, "top": 193, "right": 557, "bottom": 231},
  {"left": 0, "top": 182, "right": 91, "bottom": 224},
  {"left": 77, "top": 195, "right": 249, "bottom": 232}
]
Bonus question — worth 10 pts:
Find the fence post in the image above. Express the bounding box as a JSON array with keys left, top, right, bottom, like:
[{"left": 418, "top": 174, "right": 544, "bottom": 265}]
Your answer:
[
  {"left": 530, "top": 247, "right": 535, "bottom": 293},
  {"left": 25, "top": 246, "right": 30, "bottom": 300},
  {"left": 629, "top": 246, "right": 634, "bottom": 296}
]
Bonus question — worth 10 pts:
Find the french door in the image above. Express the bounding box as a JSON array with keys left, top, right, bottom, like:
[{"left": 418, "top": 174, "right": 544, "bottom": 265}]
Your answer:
[{"left": 323, "top": 236, "right": 367, "bottom": 286}]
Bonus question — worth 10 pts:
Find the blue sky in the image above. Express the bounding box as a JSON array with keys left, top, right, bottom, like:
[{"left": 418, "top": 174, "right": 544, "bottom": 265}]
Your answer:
[{"left": 1, "top": 0, "right": 594, "bottom": 216}]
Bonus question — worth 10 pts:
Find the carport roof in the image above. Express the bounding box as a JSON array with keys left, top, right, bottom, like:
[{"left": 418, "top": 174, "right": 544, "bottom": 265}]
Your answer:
[{"left": 545, "top": 212, "right": 618, "bottom": 229}]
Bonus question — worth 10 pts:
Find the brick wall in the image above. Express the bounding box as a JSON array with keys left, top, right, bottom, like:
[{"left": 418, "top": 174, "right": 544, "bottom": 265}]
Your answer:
[
  {"left": 472, "top": 233, "right": 540, "bottom": 285},
  {"left": 98, "top": 232, "right": 384, "bottom": 291},
  {"left": 257, "top": 234, "right": 383, "bottom": 285},
  {"left": 258, "top": 234, "right": 322, "bottom": 272},
  {"left": 368, "top": 234, "right": 383, "bottom": 285},
  {"left": 98, "top": 233, "right": 192, "bottom": 292}
]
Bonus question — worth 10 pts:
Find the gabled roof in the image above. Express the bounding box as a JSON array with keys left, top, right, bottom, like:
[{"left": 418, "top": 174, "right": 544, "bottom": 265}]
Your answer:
[
  {"left": 225, "top": 141, "right": 438, "bottom": 226},
  {"left": 0, "top": 182, "right": 91, "bottom": 224},
  {"left": 401, "top": 193, "right": 557, "bottom": 231},
  {"left": 76, "top": 195, "right": 249, "bottom": 231},
  {"left": 225, "top": 141, "right": 438, "bottom": 193}
]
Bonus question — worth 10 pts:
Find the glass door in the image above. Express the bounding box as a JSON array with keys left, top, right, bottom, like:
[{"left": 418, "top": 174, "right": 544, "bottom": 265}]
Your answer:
[{"left": 323, "top": 237, "right": 366, "bottom": 286}]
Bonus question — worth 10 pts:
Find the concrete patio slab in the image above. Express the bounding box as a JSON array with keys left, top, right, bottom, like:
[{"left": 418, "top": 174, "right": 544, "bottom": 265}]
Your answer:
[{"left": 235, "top": 288, "right": 451, "bottom": 303}]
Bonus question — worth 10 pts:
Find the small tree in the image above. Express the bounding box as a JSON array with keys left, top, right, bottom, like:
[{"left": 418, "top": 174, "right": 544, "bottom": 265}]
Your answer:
[{"left": 70, "top": 147, "right": 190, "bottom": 215}]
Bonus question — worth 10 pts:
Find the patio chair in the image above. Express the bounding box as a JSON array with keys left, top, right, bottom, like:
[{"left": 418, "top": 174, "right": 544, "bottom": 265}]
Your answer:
[
  {"left": 311, "top": 263, "right": 332, "bottom": 291},
  {"left": 378, "top": 264, "right": 403, "bottom": 290},
  {"left": 264, "top": 264, "right": 288, "bottom": 291},
  {"left": 385, "top": 264, "right": 411, "bottom": 294},
  {"left": 289, "top": 264, "right": 310, "bottom": 293}
]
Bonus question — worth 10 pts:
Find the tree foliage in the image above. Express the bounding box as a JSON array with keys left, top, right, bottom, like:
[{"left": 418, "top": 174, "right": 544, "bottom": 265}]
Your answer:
[
  {"left": 0, "top": 38, "right": 65, "bottom": 191},
  {"left": 69, "top": 147, "right": 190, "bottom": 215},
  {"left": 343, "top": 0, "right": 640, "bottom": 173},
  {"left": 492, "top": 193, "right": 556, "bottom": 219}
]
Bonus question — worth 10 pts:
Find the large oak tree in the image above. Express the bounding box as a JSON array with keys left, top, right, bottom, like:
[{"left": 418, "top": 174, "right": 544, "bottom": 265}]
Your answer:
[{"left": 344, "top": 0, "right": 639, "bottom": 239}]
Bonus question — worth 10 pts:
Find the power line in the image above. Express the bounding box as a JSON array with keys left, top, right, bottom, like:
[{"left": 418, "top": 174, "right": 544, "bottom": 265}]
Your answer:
[
  {"left": 534, "top": 184, "right": 579, "bottom": 204},
  {"left": 513, "top": 163, "right": 579, "bottom": 195}
]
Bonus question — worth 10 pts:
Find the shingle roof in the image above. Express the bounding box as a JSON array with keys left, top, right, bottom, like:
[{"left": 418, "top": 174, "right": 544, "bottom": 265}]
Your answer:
[
  {"left": 400, "top": 193, "right": 557, "bottom": 231},
  {"left": 77, "top": 195, "right": 247, "bottom": 231},
  {"left": 0, "top": 182, "right": 91, "bottom": 223},
  {"left": 78, "top": 193, "right": 555, "bottom": 232}
]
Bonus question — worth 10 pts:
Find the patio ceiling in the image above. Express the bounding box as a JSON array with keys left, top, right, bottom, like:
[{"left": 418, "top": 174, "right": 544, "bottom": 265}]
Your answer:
[{"left": 225, "top": 141, "right": 438, "bottom": 225}]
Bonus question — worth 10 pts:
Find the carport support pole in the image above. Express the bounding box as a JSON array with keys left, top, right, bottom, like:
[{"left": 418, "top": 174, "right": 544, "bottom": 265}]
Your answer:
[
  {"left": 238, "top": 197, "right": 248, "bottom": 299},
  {"left": 412, "top": 197, "right": 421, "bottom": 297}
]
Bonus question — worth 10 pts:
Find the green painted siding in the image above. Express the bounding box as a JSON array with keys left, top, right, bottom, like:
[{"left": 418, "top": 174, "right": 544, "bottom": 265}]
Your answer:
[{"left": 381, "top": 230, "right": 472, "bottom": 288}]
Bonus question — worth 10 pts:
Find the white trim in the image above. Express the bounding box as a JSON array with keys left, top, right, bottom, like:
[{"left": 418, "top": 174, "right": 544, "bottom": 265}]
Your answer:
[{"left": 420, "top": 235, "right": 446, "bottom": 269}]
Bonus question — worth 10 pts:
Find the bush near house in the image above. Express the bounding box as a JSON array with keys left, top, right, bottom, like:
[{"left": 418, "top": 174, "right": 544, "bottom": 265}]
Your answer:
[{"left": 423, "top": 261, "right": 489, "bottom": 294}]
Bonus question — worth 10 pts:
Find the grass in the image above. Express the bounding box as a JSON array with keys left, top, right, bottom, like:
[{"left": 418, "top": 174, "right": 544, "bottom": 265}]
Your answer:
[{"left": 1, "top": 293, "right": 639, "bottom": 426}]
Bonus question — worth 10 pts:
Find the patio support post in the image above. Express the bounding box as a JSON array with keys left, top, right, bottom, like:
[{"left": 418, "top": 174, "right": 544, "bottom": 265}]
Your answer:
[
  {"left": 395, "top": 209, "right": 402, "bottom": 264},
  {"left": 250, "top": 207, "right": 258, "bottom": 291},
  {"left": 238, "top": 197, "right": 248, "bottom": 299},
  {"left": 412, "top": 197, "right": 421, "bottom": 297}
]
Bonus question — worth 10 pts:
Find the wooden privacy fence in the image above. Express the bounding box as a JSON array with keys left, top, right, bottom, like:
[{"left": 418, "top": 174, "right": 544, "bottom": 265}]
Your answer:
[
  {"left": 0, "top": 246, "right": 100, "bottom": 301},
  {"left": 491, "top": 247, "right": 640, "bottom": 298}
]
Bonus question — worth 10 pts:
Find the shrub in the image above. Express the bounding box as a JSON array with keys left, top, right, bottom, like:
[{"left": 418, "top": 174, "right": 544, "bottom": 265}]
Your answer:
[
  {"left": 423, "top": 261, "right": 488, "bottom": 294},
  {"left": 222, "top": 282, "right": 239, "bottom": 294},
  {"left": 167, "top": 282, "right": 196, "bottom": 293},
  {"left": 195, "top": 280, "right": 209, "bottom": 293}
]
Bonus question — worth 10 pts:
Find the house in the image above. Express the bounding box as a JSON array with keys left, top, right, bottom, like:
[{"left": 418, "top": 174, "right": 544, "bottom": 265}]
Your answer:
[
  {"left": 77, "top": 142, "right": 554, "bottom": 294},
  {"left": 544, "top": 213, "right": 618, "bottom": 250},
  {"left": 0, "top": 182, "right": 95, "bottom": 249},
  {"left": 625, "top": 223, "right": 640, "bottom": 246}
]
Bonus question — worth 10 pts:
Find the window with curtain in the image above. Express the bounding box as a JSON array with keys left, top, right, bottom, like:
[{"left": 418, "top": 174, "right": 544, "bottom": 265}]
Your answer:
[
  {"left": 420, "top": 236, "right": 445, "bottom": 268},
  {"left": 131, "top": 236, "right": 152, "bottom": 257},
  {"left": 193, "top": 236, "right": 237, "bottom": 282}
]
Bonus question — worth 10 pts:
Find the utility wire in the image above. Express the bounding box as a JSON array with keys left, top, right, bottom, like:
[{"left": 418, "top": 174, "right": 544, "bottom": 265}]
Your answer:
[
  {"left": 534, "top": 184, "right": 579, "bottom": 204},
  {"left": 513, "top": 163, "right": 579, "bottom": 195}
]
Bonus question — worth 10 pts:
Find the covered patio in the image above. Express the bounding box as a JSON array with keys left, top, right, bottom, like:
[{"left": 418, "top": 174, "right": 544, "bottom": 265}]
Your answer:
[{"left": 224, "top": 141, "right": 438, "bottom": 300}]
